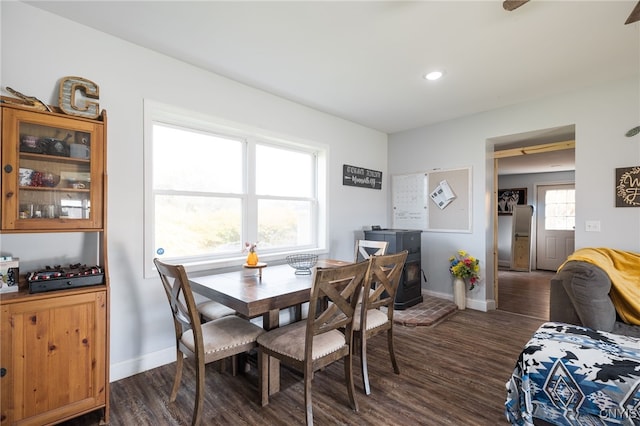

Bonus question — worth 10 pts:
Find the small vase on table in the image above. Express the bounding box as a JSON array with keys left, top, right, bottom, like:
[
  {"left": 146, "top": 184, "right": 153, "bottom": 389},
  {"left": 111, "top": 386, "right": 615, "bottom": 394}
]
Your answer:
[
  {"left": 244, "top": 242, "right": 259, "bottom": 266},
  {"left": 246, "top": 251, "right": 259, "bottom": 266}
]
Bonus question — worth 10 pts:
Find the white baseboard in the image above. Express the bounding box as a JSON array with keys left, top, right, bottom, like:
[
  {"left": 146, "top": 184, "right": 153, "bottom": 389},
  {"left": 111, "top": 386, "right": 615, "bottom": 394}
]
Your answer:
[
  {"left": 110, "top": 347, "right": 176, "bottom": 382},
  {"left": 498, "top": 260, "right": 511, "bottom": 268},
  {"left": 108, "top": 310, "right": 296, "bottom": 382},
  {"left": 422, "top": 289, "right": 491, "bottom": 312}
]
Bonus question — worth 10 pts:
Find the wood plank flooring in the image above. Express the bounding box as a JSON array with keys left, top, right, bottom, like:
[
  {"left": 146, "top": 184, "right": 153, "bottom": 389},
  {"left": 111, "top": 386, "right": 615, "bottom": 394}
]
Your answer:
[
  {"left": 62, "top": 309, "right": 545, "bottom": 425},
  {"left": 497, "top": 269, "right": 553, "bottom": 320}
]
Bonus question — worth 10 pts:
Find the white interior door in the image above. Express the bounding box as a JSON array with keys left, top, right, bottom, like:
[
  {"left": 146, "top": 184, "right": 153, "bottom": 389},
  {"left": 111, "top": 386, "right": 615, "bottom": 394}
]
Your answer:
[
  {"left": 536, "top": 184, "right": 575, "bottom": 271},
  {"left": 511, "top": 205, "right": 533, "bottom": 271}
]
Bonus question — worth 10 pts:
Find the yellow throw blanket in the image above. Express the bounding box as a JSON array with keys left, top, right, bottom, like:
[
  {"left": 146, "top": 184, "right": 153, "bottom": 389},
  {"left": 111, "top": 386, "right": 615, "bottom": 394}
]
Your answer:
[{"left": 560, "top": 248, "right": 640, "bottom": 325}]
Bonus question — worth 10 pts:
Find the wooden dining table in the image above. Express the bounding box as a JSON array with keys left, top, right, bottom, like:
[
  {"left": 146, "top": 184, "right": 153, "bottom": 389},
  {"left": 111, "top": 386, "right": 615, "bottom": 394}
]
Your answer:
[{"left": 188, "top": 258, "right": 351, "bottom": 395}]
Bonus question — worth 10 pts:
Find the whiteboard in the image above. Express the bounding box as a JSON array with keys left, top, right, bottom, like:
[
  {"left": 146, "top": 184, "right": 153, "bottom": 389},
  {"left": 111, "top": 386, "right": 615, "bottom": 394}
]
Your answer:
[
  {"left": 391, "top": 173, "right": 427, "bottom": 230},
  {"left": 391, "top": 167, "right": 472, "bottom": 233}
]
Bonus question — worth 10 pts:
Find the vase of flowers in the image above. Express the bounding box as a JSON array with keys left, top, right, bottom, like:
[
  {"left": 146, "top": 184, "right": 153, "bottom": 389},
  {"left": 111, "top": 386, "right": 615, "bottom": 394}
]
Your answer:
[
  {"left": 449, "top": 250, "right": 480, "bottom": 310},
  {"left": 245, "top": 242, "right": 259, "bottom": 266},
  {"left": 452, "top": 277, "right": 466, "bottom": 310}
]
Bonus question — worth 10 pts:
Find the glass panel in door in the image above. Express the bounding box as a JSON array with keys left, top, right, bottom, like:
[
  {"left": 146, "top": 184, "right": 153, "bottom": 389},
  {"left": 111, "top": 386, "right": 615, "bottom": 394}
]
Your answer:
[{"left": 17, "top": 121, "right": 92, "bottom": 221}]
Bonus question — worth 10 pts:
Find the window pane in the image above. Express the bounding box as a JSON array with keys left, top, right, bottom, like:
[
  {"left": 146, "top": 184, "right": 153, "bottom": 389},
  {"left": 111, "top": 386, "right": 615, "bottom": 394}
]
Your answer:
[
  {"left": 153, "top": 124, "right": 243, "bottom": 193},
  {"left": 256, "top": 144, "right": 313, "bottom": 197},
  {"left": 545, "top": 189, "right": 575, "bottom": 231},
  {"left": 155, "top": 195, "right": 242, "bottom": 257},
  {"left": 145, "top": 102, "right": 325, "bottom": 276},
  {"left": 257, "top": 199, "right": 313, "bottom": 248}
]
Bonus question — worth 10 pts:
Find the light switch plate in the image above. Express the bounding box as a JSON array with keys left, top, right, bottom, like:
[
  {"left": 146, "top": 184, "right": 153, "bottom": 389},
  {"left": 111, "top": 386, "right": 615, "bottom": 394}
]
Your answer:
[{"left": 585, "top": 220, "right": 601, "bottom": 232}]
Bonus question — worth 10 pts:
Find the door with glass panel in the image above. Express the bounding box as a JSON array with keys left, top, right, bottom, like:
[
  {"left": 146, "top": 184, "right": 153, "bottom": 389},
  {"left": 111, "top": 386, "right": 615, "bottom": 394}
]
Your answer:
[{"left": 536, "top": 184, "right": 575, "bottom": 271}]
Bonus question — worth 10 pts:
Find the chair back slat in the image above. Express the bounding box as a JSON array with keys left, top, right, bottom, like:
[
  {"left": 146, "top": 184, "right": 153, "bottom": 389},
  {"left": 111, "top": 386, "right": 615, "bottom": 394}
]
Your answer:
[
  {"left": 354, "top": 240, "right": 389, "bottom": 262},
  {"left": 168, "top": 279, "right": 192, "bottom": 328},
  {"left": 363, "top": 251, "right": 409, "bottom": 314}
]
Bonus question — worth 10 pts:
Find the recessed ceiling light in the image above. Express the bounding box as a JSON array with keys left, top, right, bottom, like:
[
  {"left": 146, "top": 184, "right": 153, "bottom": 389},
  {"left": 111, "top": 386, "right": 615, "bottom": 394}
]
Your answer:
[{"left": 424, "top": 71, "right": 443, "bottom": 81}]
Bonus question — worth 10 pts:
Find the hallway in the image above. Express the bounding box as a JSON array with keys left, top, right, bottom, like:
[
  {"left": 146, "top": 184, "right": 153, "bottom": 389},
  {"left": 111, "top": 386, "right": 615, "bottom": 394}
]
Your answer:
[{"left": 497, "top": 269, "right": 554, "bottom": 320}]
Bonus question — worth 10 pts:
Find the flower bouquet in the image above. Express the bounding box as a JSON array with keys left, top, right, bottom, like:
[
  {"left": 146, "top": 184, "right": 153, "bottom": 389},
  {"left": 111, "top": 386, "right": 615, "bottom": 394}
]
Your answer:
[{"left": 449, "top": 250, "right": 480, "bottom": 290}]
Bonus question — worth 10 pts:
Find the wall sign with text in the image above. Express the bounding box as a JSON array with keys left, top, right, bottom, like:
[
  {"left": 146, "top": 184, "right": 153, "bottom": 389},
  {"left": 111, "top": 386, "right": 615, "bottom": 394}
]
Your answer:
[
  {"left": 343, "top": 164, "right": 382, "bottom": 190},
  {"left": 616, "top": 166, "right": 640, "bottom": 207}
]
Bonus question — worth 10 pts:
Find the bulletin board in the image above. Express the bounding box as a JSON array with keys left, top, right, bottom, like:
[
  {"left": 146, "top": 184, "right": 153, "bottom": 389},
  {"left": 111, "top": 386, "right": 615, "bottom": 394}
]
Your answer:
[{"left": 392, "top": 167, "right": 472, "bottom": 233}]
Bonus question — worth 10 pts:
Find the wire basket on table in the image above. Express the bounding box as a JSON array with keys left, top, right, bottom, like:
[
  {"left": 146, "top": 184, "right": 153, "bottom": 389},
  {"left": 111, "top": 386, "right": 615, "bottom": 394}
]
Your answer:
[{"left": 286, "top": 254, "right": 318, "bottom": 275}]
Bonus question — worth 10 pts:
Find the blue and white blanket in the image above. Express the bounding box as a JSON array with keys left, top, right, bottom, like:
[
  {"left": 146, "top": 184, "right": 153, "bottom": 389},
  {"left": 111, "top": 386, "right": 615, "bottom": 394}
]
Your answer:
[{"left": 505, "top": 322, "right": 640, "bottom": 425}]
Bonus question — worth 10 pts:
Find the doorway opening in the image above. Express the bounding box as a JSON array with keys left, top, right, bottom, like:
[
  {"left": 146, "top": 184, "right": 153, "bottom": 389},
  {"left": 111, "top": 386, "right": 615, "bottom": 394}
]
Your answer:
[{"left": 490, "top": 125, "right": 575, "bottom": 319}]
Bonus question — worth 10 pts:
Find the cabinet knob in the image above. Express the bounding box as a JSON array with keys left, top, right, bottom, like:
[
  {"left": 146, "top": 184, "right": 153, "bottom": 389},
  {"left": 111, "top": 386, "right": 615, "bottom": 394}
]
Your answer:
[
  {"left": 0, "top": 367, "right": 6, "bottom": 377},
  {"left": 6, "top": 191, "right": 14, "bottom": 198},
  {"left": 3, "top": 164, "right": 12, "bottom": 173}
]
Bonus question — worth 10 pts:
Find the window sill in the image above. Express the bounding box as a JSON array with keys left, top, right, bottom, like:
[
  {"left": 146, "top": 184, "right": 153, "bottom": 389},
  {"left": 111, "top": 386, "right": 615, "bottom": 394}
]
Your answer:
[{"left": 181, "top": 248, "right": 330, "bottom": 276}]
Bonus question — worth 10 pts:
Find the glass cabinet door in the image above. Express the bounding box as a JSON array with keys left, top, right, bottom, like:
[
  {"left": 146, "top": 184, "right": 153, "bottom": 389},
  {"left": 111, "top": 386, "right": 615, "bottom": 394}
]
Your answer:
[{"left": 2, "top": 107, "right": 104, "bottom": 231}]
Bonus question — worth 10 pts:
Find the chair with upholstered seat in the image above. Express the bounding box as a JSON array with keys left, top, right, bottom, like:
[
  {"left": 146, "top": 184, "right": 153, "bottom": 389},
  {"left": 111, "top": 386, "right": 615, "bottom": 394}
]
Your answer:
[
  {"left": 196, "top": 300, "right": 236, "bottom": 322},
  {"left": 353, "top": 250, "right": 408, "bottom": 395},
  {"left": 154, "top": 258, "right": 265, "bottom": 426},
  {"left": 354, "top": 239, "right": 388, "bottom": 262},
  {"left": 257, "top": 260, "right": 370, "bottom": 426},
  {"left": 196, "top": 300, "right": 240, "bottom": 374}
]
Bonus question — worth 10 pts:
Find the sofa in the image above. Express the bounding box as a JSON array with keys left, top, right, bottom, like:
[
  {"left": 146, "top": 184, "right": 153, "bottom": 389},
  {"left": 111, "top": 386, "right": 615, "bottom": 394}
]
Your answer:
[
  {"left": 550, "top": 259, "right": 640, "bottom": 338},
  {"left": 506, "top": 251, "right": 640, "bottom": 425}
]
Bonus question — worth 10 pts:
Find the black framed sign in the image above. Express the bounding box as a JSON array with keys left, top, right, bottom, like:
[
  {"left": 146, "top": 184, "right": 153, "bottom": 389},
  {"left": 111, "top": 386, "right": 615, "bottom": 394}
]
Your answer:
[
  {"left": 497, "top": 188, "right": 527, "bottom": 215},
  {"left": 343, "top": 164, "right": 382, "bottom": 190}
]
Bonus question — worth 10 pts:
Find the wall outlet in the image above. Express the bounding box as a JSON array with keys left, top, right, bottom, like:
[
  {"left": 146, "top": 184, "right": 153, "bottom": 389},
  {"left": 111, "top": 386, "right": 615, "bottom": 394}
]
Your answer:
[{"left": 585, "top": 220, "right": 601, "bottom": 232}]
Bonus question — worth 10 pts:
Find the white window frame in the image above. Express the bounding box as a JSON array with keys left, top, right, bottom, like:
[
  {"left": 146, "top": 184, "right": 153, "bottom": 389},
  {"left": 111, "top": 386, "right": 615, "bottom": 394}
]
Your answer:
[
  {"left": 143, "top": 100, "right": 328, "bottom": 278},
  {"left": 544, "top": 188, "right": 576, "bottom": 231}
]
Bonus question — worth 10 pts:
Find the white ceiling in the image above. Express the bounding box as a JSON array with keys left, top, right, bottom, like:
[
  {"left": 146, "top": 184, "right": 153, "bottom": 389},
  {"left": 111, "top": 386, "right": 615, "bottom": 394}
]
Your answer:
[{"left": 23, "top": 0, "right": 640, "bottom": 174}]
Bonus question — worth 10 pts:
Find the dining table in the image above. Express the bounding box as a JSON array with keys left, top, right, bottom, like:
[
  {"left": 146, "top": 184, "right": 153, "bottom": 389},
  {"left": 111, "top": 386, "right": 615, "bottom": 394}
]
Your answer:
[{"left": 188, "top": 258, "right": 351, "bottom": 395}]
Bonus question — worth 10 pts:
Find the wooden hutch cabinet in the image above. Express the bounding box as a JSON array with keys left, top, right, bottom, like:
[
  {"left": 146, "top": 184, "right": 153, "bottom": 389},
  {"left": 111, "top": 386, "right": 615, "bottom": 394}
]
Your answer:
[
  {"left": 0, "top": 105, "right": 104, "bottom": 231},
  {"left": 0, "top": 100, "right": 110, "bottom": 425}
]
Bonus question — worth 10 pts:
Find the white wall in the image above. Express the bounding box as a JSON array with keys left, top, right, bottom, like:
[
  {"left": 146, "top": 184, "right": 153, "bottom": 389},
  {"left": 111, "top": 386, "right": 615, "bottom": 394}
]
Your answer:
[
  {"left": 389, "top": 77, "right": 640, "bottom": 310},
  {"left": 1, "top": 2, "right": 388, "bottom": 380}
]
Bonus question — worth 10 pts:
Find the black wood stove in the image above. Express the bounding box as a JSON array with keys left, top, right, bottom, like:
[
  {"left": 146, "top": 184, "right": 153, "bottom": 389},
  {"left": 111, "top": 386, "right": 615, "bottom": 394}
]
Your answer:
[{"left": 364, "top": 229, "right": 423, "bottom": 310}]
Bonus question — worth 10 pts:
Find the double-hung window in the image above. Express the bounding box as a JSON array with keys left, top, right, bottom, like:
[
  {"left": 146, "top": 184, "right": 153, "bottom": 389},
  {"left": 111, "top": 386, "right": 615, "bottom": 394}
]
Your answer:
[{"left": 144, "top": 101, "right": 326, "bottom": 276}]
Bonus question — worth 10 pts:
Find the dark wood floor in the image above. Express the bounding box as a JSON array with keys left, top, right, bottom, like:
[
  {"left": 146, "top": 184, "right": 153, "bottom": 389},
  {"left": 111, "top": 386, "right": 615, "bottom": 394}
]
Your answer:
[
  {"left": 497, "top": 269, "right": 553, "bottom": 320},
  {"left": 63, "top": 308, "right": 545, "bottom": 425}
]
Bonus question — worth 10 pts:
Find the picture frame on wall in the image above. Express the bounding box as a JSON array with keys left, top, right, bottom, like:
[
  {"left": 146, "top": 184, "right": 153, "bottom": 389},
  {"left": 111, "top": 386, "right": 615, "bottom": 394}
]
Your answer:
[
  {"left": 498, "top": 188, "right": 527, "bottom": 215},
  {"left": 616, "top": 166, "right": 640, "bottom": 207}
]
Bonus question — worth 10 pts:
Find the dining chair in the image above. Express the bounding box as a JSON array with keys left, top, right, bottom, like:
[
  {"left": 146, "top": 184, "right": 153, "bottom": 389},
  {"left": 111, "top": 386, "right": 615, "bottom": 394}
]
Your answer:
[
  {"left": 153, "top": 258, "right": 265, "bottom": 426},
  {"left": 353, "top": 250, "right": 408, "bottom": 395},
  {"left": 256, "top": 260, "right": 371, "bottom": 426},
  {"left": 354, "top": 239, "right": 389, "bottom": 262},
  {"left": 195, "top": 300, "right": 240, "bottom": 374},
  {"left": 196, "top": 300, "right": 236, "bottom": 322}
]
